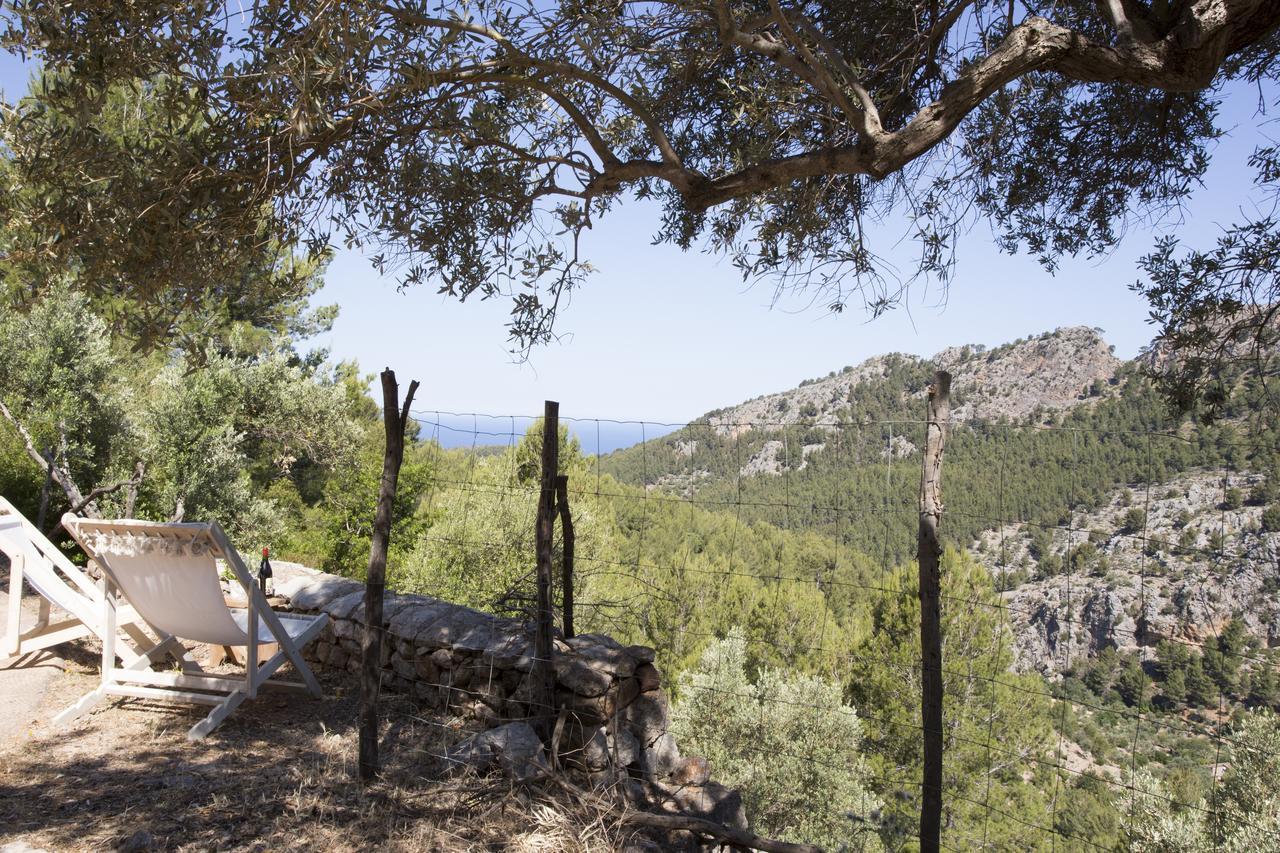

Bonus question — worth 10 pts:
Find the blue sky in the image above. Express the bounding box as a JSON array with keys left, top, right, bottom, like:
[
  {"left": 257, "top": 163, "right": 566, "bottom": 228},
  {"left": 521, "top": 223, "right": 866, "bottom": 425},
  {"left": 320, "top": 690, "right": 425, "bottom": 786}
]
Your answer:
[{"left": 1, "top": 51, "right": 1271, "bottom": 428}]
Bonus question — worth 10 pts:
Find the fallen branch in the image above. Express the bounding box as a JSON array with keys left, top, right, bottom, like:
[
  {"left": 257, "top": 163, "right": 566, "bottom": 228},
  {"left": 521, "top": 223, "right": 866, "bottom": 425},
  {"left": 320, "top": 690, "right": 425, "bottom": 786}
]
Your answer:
[
  {"left": 619, "top": 810, "right": 823, "bottom": 853},
  {"left": 546, "top": 773, "right": 818, "bottom": 852}
]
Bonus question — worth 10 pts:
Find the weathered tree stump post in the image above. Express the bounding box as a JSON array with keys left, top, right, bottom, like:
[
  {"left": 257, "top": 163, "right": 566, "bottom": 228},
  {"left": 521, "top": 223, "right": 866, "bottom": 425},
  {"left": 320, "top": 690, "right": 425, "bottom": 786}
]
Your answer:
[
  {"left": 358, "top": 368, "right": 418, "bottom": 782},
  {"left": 532, "top": 401, "right": 560, "bottom": 740},
  {"left": 918, "top": 370, "right": 951, "bottom": 852},
  {"left": 555, "top": 473, "right": 575, "bottom": 639}
]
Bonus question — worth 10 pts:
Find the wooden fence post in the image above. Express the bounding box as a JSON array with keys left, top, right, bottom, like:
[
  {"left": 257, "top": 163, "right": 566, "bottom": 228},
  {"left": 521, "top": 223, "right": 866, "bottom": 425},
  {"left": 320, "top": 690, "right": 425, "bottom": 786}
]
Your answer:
[
  {"left": 555, "top": 474, "right": 575, "bottom": 639},
  {"left": 532, "top": 401, "right": 560, "bottom": 740},
  {"left": 918, "top": 370, "right": 951, "bottom": 852},
  {"left": 358, "top": 368, "right": 419, "bottom": 782}
]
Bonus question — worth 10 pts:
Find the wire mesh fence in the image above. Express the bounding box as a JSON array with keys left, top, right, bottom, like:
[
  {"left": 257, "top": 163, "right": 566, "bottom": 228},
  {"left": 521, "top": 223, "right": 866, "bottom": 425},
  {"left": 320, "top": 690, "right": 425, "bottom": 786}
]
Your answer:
[{"left": 344, "top": 401, "right": 1280, "bottom": 851}]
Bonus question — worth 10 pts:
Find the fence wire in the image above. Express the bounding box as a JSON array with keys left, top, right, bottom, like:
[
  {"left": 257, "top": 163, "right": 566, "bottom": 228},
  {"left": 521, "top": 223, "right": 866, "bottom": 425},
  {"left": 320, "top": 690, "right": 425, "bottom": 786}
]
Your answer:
[{"left": 344, "top": 406, "right": 1280, "bottom": 851}]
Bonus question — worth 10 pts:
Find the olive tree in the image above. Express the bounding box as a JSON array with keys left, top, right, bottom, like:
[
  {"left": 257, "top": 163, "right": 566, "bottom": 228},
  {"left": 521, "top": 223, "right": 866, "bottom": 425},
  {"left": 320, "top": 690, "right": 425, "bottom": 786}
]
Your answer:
[{"left": 3, "top": 0, "right": 1278, "bottom": 379}]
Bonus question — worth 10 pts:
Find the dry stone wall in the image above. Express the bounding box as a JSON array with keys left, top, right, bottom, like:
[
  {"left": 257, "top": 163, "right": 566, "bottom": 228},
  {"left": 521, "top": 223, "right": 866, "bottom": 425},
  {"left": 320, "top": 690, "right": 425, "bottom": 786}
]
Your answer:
[{"left": 275, "top": 568, "right": 743, "bottom": 828}]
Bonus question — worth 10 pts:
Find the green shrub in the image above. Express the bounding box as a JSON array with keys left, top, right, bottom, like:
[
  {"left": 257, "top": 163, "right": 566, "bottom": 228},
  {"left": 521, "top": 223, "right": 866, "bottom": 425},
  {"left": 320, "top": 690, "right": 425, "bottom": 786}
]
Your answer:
[
  {"left": 1121, "top": 507, "right": 1147, "bottom": 534},
  {"left": 674, "top": 629, "right": 883, "bottom": 851}
]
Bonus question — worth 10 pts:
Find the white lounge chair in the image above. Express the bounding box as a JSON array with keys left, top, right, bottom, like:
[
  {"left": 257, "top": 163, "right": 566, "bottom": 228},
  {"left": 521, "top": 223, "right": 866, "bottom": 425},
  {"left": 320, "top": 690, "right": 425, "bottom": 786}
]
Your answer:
[
  {"left": 1, "top": 496, "right": 154, "bottom": 665},
  {"left": 57, "top": 514, "right": 329, "bottom": 740}
]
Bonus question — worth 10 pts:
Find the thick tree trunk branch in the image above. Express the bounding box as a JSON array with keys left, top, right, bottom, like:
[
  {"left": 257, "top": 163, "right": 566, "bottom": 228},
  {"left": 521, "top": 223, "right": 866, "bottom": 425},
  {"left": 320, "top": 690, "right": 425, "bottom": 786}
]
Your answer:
[
  {"left": 582, "top": 0, "right": 1280, "bottom": 210},
  {"left": 0, "top": 398, "right": 99, "bottom": 517},
  {"left": 674, "top": 0, "right": 1280, "bottom": 208},
  {"left": 261, "top": 0, "right": 1280, "bottom": 218}
]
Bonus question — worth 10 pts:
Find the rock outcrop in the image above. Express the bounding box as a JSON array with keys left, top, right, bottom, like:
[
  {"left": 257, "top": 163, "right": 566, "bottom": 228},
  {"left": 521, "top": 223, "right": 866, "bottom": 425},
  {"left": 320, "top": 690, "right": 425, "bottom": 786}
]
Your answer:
[{"left": 939, "top": 327, "right": 1121, "bottom": 423}]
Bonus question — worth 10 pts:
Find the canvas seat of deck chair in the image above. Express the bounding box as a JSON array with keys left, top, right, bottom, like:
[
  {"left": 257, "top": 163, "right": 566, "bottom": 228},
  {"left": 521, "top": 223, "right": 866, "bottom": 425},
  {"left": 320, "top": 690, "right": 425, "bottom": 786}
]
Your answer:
[
  {"left": 0, "top": 496, "right": 157, "bottom": 667},
  {"left": 57, "top": 514, "right": 329, "bottom": 740}
]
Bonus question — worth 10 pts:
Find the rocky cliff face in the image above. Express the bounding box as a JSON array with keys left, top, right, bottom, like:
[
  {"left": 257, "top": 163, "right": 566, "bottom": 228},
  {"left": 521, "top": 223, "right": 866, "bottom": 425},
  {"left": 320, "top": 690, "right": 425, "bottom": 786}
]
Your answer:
[
  {"left": 939, "top": 326, "right": 1122, "bottom": 423},
  {"left": 706, "top": 353, "right": 908, "bottom": 437},
  {"left": 969, "top": 470, "right": 1280, "bottom": 674}
]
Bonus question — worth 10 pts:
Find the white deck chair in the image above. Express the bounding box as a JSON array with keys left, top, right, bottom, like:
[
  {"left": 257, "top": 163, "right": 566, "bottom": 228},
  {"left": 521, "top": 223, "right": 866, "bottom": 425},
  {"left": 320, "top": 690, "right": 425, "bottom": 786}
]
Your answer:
[
  {"left": 1, "top": 496, "right": 155, "bottom": 666},
  {"left": 57, "top": 514, "right": 329, "bottom": 740}
]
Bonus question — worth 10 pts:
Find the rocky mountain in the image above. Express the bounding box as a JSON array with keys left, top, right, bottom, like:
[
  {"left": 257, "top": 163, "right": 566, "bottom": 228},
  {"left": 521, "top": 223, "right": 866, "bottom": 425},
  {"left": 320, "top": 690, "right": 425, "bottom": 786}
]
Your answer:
[
  {"left": 705, "top": 326, "right": 1121, "bottom": 441},
  {"left": 938, "top": 326, "right": 1122, "bottom": 422}
]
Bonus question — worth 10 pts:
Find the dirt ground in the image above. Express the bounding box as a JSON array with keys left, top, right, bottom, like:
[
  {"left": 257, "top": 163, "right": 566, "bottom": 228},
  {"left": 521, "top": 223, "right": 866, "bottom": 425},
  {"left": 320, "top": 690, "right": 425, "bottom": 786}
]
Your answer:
[
  {"left": 0, "top": 637, "right": 638, "bottom": 852},
  {"left": 0, "top": 579, "right": 72, "bottom": 748}
]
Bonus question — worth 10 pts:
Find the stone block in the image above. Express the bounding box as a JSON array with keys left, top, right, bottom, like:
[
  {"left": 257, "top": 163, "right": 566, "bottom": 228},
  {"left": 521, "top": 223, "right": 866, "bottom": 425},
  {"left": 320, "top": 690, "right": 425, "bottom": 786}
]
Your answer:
[
  {"left": 635, "top": 662, "right": 661, "bottom": 692},
  {"left": 564, "top": 635, "right": 637, "bottom": 679},
  {"left": 320, "top": 591, "right": 366, "bottom": 621},
  {"left": 391, "top": 654, "right": 415, "bottom": 680},
  {"left": 389, "top": 599, "right": 454, "bottom": 638},
  {"left": 624, "top": 692, "right": 670, "bottom": 746},
  {"left": 480, "top": 632, "right": 532, "bottom": 669},
  {"left": 444, "top": 722, "right": 550, "bottom": 781},
  {"left": 283, "top": 575, "right": 363, "bottom": 612},
  {"left": 416, "top": 608, "right": 498, "bottom": 650},
  {"left": 640, "top": 732, "right": 681, "bottom": 780},
  {"left": 554, "top": 655, "right": 613, "bottom": 697},
  {"left": 414, "top": 655, "right": 440, "bottom": 684},
  {"left": 331, "top": 618, "right": 359, "bottom": 641},
  {"left": 500, "top": 667, "right": 523, "bottom": 693},
  {"left": 624, "top": 645, "right": 657, "bottom": 664},
  {"left": 413, "top": 681, "right": 443, "bottom": 706},
  {"left": 582, "top": 725, "right": 639, "bottom": 770},
  {"left": 666, "top": 780, "right": 746, "bottom": 831}
]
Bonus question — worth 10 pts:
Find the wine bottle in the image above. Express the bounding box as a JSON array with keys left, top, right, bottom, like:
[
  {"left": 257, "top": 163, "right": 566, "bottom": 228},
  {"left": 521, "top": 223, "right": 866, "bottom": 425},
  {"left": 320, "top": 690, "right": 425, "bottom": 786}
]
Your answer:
[{"left": 259, "top": 546, "right": 273, "bottom": 596}]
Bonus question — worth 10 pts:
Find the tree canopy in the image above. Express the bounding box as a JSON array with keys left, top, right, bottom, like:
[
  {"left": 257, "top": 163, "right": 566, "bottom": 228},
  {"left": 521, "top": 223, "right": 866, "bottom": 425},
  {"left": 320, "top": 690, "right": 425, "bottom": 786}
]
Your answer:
[{"left": 3, "top": 0, "right": 1278, "bottom": 376}]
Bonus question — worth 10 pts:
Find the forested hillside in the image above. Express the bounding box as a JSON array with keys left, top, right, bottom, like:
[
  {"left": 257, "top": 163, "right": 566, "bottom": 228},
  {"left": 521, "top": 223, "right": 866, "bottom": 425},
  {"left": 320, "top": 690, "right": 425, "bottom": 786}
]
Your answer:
[
  {"left": 602, "top": 327, "right": 1280, "bottom": 568},
  {"left": 576, "top": 325, "right": 1280, "bottom": 848}
]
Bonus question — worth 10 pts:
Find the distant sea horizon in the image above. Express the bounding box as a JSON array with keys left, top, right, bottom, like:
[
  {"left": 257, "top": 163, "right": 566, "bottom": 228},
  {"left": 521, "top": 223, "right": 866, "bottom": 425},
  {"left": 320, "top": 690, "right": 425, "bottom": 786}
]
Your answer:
[{"left": 413, "top": 411, "right": 682, "bottom": 455}]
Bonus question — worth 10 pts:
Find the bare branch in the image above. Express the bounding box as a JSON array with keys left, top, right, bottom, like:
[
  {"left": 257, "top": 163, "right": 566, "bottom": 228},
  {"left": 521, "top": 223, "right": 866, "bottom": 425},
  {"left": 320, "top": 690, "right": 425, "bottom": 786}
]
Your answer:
[{"left": 68, "top": 460, "right": 146, "bottom": 516}]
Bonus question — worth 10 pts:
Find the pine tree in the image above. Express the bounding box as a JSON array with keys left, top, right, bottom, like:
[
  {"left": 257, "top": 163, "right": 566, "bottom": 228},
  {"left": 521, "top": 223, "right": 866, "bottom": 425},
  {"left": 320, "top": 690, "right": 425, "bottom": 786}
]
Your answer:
[
  {"left": 1186, "top": 655, "right": 1216, "bottom": 707},
  {"left": 1164, "top": 668, "right": 1188, "bottom": 706},
  {"left": 1117, "top": 655, "right": 1150, "bottom": 709}
]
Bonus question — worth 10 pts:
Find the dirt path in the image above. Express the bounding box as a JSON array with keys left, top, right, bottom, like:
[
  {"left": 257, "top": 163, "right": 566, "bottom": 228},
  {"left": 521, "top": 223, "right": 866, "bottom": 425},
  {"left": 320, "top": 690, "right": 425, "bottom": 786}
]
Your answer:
[
  {"left": 0, "top": 646, "right": 625, "bottom": 853},
  {"left": 0, "top": 586, "right": 67, "bottom": 746}
]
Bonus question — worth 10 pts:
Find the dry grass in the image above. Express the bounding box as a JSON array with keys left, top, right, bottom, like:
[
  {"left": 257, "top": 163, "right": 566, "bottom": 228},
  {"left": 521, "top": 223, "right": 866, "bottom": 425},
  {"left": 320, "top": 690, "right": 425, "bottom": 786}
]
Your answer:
[{"left": 0, "top": 640, "right": 650, "bottom": 852}]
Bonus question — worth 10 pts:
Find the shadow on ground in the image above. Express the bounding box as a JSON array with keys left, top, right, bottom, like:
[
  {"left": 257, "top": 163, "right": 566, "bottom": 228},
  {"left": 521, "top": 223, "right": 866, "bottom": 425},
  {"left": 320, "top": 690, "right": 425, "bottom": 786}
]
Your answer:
[{"left": 0, "top": 664, "right": 502, "bottom": 852}]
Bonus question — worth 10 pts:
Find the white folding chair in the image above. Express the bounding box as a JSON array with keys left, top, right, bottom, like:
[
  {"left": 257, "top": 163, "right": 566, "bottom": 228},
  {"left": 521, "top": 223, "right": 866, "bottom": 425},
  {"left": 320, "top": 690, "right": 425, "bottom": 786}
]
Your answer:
[
  {"left": 57, "top": 514, "right": 329, "bottom": 740},
  {"left": 1, "top": 496, "right": 153, "bottom": 665}
]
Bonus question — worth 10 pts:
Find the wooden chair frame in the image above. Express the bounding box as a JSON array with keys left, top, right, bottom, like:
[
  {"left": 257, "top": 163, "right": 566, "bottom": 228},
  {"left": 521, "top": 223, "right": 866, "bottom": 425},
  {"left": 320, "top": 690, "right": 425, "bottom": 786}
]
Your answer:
[{"left": 57, "top": 515, "right": 328, "bottom": 741}]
